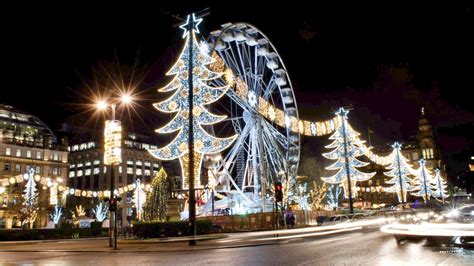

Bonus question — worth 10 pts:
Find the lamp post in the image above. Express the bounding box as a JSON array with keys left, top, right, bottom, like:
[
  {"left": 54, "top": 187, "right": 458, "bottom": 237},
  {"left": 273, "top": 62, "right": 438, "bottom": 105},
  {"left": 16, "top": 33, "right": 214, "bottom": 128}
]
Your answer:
[{"left": 97, "top": 93, "right": 133, "bottom": 250}]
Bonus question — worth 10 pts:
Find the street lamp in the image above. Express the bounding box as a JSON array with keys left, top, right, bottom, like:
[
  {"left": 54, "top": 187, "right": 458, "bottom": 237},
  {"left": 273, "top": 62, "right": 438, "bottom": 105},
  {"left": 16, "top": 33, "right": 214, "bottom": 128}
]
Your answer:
[{"left": 96, "top": 93, "right": 133, "bottom": 250}]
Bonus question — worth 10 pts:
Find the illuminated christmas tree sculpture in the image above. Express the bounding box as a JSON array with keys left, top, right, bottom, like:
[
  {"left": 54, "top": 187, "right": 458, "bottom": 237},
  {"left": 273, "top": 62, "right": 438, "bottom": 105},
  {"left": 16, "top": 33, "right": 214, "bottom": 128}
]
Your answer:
[
  {"left": 411, "top": 159, "right": 435, "bottom": 203},
  {"left": 321, "top": 108, "right": 375, "bottom": 202},
  {"left": 432, "top": 169, "right": 449, "bottom": 203},
  {"left": 22, "top": 167, "right": 38, "bottom": 228},
  {"left": 132, "top": 178, "right": 147, "bottom": 221},
  {"left": 383, "top": 142, "right": 415, "bottom": 203},
  {"left": 148, "top": 14, "right": 236, "bottom": 189}
]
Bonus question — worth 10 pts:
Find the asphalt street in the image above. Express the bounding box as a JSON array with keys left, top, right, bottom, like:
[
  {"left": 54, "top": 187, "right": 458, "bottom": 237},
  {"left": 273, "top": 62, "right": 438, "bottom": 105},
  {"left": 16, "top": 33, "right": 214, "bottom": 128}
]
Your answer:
[{"left": 1, "top": 228, "right": 473, "bottom": 265}]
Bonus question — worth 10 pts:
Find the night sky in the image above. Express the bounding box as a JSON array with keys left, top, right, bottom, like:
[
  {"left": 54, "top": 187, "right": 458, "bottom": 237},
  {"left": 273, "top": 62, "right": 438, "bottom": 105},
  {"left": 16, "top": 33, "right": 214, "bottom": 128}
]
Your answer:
[{"left": 2, "top": 2, "right": 473, "bottom": 178}]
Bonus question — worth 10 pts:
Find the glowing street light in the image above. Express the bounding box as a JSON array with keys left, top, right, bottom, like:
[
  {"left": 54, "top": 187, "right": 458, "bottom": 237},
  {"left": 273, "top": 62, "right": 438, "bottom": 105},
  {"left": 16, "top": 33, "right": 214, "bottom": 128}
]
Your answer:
[
  {"left": 120, "top": 93, "right": 133, "bottom": 104},
  {"left": 96, "top": 100, "right": 108, "bottom": 110},
  {"left": 95, "top": 92, "right": 134, "bottom": 250}
]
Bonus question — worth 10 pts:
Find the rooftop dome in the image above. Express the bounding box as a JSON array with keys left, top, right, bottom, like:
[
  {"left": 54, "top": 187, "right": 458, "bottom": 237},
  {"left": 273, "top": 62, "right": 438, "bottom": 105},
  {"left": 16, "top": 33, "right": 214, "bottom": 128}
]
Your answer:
[{"left": 0, "top": 104, "right": 56, "bottom": 146}]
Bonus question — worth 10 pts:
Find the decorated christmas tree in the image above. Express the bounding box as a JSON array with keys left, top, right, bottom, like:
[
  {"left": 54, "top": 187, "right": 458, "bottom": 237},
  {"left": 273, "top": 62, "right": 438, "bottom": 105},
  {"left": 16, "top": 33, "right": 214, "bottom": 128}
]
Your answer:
[
  {"left": 21, "top": 167, "right": 38, "bottom": 228},
  {"left": 132, "top": 178, "right": 147, "bottom": 221},
  {"left": 321, "top": 108, "right": 375, "bottom": 199},
  {"left": 148, "top": 14, "right": 236, "bottom": 189},
  {"left": 143, "top": 168, "right": 169, "bottom": 221},
  {"left": 383, "top": 142, "right": 415, "bottom": 203},
  {"left": 411, "top": 159, "right": 436, "bottom": 203},
  {"left": 432, "top": 169, "right": 449, "bottom": 202}
]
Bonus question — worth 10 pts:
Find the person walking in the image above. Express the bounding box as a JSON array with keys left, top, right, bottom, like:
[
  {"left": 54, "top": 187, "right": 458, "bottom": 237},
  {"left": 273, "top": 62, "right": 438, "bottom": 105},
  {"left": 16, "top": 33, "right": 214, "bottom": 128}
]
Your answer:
[{"left": 289, "top": 213, "right": 296, "bottom": 229}]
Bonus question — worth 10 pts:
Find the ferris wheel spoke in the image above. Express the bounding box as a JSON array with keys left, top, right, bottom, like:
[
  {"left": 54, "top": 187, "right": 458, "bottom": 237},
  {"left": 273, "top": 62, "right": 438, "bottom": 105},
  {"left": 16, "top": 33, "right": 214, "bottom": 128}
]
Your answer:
[
  {"left": 217, "top": 118, "right": 253, "bottom": 172},
  {"left": 262, "top": 76, "right": 278, "bottom": 100}
]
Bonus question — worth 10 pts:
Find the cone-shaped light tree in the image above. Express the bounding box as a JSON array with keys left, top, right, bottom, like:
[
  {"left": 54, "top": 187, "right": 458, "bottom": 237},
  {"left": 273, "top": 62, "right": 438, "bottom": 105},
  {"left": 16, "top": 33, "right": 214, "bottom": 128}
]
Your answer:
[
  {"left": 143, "top": 168, "right": 169, "bottom": 221},
  {"left": 411, "top": 159, "right": 436, "bottom": 203},
  {"left": 22, "top": 167, "right": 38, "bottom": 228},
  {"left": 432, "top": 169, "right": 449, "bottom": 203},
  {"left": 321, "top": 108, "right": 375, "bottom": 213},
  {"left": 132, "top": 178, "right": 147, "bottom": 221},
  {"left": 383, "top": 142, "right": 415, "bottom": 203},
  {"left": 147, "top": 14, "right": 237, "bottom": 189}
]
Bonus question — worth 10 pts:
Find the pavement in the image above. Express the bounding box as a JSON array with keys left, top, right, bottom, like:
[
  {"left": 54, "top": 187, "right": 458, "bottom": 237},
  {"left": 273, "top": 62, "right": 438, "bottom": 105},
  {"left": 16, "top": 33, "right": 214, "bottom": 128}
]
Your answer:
[
  {"left": 1, "top": 228, "right": 473, "bottom": 265},
  {"left": 0, "top": 219, "right": 383, "bottom": 252}
]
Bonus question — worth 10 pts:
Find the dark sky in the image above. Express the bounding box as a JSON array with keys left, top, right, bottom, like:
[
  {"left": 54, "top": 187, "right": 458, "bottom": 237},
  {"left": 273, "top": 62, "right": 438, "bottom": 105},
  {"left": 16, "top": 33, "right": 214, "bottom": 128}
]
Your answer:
[{"left": 1, "top": 2, "right": 473, "bottom": 176}]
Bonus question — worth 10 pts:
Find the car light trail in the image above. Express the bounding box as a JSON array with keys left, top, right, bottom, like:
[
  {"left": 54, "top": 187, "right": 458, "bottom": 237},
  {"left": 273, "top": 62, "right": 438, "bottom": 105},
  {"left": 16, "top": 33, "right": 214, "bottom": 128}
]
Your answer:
[{"left": 381, "top": 222, "right": 474, "bottom": 237}]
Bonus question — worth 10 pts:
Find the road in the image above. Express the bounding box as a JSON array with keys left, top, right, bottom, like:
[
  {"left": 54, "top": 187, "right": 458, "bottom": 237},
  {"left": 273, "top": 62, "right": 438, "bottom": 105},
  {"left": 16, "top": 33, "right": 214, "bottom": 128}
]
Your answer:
[{"left": 1, "top": 229, "right": 473, "bottom": 265}]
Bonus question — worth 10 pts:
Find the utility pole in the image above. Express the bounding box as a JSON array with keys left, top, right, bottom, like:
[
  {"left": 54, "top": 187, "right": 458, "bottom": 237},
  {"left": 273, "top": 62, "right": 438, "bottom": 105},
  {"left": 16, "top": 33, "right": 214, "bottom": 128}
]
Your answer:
[{"left": 176, "top": 9, "right": 210, "bottom": 246}]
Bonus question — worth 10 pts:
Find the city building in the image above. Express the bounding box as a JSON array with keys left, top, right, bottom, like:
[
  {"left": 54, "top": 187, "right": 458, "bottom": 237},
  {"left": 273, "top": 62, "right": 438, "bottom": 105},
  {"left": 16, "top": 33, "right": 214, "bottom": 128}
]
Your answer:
[
  {"left": 62, "top": 123, "right": 179, "bottom": 226},
  {"left": 0, "top": 105, "right": 68, "bottom": 228}
]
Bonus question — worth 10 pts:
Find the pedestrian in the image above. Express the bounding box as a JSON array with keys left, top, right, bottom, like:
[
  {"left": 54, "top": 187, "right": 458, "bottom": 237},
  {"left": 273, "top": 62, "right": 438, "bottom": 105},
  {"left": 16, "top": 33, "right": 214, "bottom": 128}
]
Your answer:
[{"left": 290, "top": 213, "right": 296, "bottom": 229}]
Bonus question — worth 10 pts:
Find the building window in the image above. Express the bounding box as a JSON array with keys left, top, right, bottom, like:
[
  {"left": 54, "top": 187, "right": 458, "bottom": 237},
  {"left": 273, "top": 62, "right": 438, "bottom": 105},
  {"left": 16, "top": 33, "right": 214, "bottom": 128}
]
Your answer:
[
  {"left": 15, "top": 164, "right": 21, "bottom": 172},
  {"left": 153, "top": 162, "right": 159, "bottom": 169},
  {"left": 36, "top": 151, "right": 42, "bottom": 159},
  {"left": 144, "top": 160, "right": 151, "bottom": 167},
  {"left": 70, "top": 164, "right": 76, "bottom": 169},
  {"left": 26, "top": 150, "right": 32, "bottom": 158},
  {"left": 16, "top": 149, "right": 21, "bottom": 157},
  {"left": 85, "top": 176, "right": 91, "bottom": 189},
  {"left": 85, "top": 169, "right": 91, "bottom": 176},
  {"left": 36, "top": 166, "right": 41, "bottom": 174},
  {"left": 136, "top": 160, "right": 142, "bottom": 166},
  {"left": 77, "top": 170, "right": 83, "bottom": 177},
  {"left": 69, "top": 171, "right": 75, "bottom": 178},
  {"left": 93, "top": 168, "right": 100, "bottom": 175},
  {"left": 103, "top": 167, "right": 107, "bottom": 174},
  {"left": 412, "top": 152, "right": 418, "bottom": 160},
  {"left": 145, "top": 169, "right": 151, "bottom": 176},
  {"left": 5, "top": 147, "right": 11, "bottom": 156},
  {"left": 72, "top": 145, "right": 79, "bottom": 151},
  {"left": 118, "top": 166, "right": 123, "bottom": 174},
  {"left": 77, "top": 163, "right": 83, "bottom": 168},
  {"left": 53, "top": 153, "right": 59, "bottom": 161},
  {"left": 127, "top": 159, "right": 134, "bottom": 166},
  {"left": 93, "top": 176, "right": 98, "bottom": 190},
  {"left": 136, "top": 168, "right": 143, "bottom": 176},
  {"left": 94, "top": 159, "right": 100, "bottom": 165},
  {"left": 127, "top": 167, "right": 133, "bottom": 174},
  {"left": 85, "top": 161, "right": 91, "bottom": 167},
  {"left": 422, "top": 149, "right": 433, "bottom": 159},
  {"left": 4, "top": 163, "right": 11, "bottom": 171}
]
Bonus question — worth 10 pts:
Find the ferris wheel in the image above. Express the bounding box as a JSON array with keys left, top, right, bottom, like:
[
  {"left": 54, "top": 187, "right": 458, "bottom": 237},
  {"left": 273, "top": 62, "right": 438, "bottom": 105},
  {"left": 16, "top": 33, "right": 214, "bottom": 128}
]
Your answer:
[{"left": 207, "top": 22, "right": 300, "bottom": 208}]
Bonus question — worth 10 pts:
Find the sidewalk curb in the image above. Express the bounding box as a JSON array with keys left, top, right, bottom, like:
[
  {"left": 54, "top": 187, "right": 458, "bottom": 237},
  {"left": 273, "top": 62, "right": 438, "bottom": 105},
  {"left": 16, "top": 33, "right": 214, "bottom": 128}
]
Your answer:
[
  {"left": 0, "top": 242, "right": 280, "bottom": 253},
  {"left": 118, "top": 234, "right": 228, "bottom": 244},
  {"left": 0, "top": 237, "right": 108, "bottom": 245}
]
